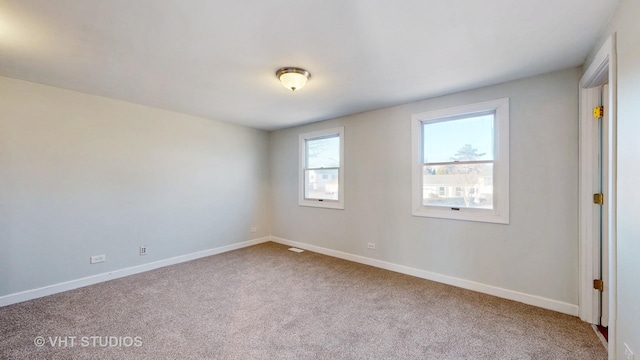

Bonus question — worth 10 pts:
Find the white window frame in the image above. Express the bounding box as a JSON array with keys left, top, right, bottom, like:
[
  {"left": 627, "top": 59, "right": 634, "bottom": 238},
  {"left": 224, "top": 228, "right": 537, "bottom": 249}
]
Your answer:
[
  {"left": 411, "top": 98, "right": 509, "bottom": 224},
  {"left": 299, "top": 127, "right": 345, "bottom": 209}
]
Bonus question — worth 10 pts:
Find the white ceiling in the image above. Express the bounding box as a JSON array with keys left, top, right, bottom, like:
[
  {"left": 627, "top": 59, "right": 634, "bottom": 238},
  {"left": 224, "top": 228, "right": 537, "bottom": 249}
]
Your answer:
[{"left": 0, "top": 1, "right": 619, "bottom": 130}]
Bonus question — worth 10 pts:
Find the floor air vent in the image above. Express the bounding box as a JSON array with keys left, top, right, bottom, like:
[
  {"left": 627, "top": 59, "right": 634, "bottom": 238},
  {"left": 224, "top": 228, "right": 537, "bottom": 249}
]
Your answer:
[{"left": 288, "top": 247, "right": 304, "bottom": 253}]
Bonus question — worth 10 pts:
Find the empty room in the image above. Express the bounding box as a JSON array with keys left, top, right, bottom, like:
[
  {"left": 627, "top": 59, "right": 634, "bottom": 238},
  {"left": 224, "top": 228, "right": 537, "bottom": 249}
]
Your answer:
[{"left": 1, "top": 1, "right": 639, "bottom": 359}]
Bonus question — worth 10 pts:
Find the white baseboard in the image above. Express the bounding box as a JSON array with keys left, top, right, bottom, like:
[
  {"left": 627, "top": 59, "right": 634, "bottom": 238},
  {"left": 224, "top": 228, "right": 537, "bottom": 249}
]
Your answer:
[
  {"left": 270, "top": 236, "right": 579, "bottom": 316},
  {"left": 2, "top": 235, "right": 579, "bottom": 317},
  {"left": 0, "top": 237, "right": 271, "bottom": 307}
]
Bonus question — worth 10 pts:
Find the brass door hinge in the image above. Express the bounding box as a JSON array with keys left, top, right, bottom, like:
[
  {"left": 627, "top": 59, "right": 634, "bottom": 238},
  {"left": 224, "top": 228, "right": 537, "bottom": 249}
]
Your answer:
[
  {"left": 593, "top": 106, "right": 604, "bottom": 118},
  {"left": 593, "top": 279, "right": 604, "bottom": 292},
  {"left": 593, "top": 193, "right": 604, "bottom": 205}
]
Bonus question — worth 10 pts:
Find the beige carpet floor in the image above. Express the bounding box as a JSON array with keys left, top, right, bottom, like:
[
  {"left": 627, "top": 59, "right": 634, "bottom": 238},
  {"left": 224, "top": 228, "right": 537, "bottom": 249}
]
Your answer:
[{"left": 1, "top": 242, "right": 606, "bottom": 359}]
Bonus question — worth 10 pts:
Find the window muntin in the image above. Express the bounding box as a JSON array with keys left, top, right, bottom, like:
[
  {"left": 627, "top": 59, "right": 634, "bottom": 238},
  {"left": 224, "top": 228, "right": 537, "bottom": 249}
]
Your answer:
[
  {"left": 411, "top": 99, "right": 509, "bottom": 224},
  {"left": 299, "top": 127, "right": 344, "bottom": 209}
]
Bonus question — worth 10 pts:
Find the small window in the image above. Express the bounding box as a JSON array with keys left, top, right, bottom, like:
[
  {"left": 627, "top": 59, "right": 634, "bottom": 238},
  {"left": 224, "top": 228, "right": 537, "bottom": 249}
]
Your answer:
[
  {"left": 411, "top": 98, "right": 509, "bottom": 223},
  {"left": 299, "top": 127, "right": 344, "bottom": 209}
]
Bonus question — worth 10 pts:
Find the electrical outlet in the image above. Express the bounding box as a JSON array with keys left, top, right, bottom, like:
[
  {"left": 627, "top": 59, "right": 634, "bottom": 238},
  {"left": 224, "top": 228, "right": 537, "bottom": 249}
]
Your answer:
[
  {"left": 625, "top": 343, "right": 634, "bottom": 360},
  {"left": 90, "top": 255, "right": 105, "bottom": 264},
  {"left": 140, "top": 246, "right": 147, "bottom": 256},
  {"left": 250, "top": 227, "right": 257, "bottom": 233},
  {"left": 367, "top": 242, "right": 376, "bottom": 250}
]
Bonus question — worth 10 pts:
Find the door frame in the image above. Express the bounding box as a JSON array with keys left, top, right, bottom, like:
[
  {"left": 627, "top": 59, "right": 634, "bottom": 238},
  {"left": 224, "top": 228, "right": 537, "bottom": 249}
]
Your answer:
[{"left": 578, "top": 34, "right": 617, "bottom": 359}]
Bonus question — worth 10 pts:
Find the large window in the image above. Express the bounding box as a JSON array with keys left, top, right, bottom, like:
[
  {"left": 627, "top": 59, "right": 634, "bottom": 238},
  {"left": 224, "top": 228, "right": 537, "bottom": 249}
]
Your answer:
[
  {"left": 299, "top": 127, "right": 344, "bottom": 209},
  {"left": 411, "top": 99, "right": 509, "bottom": 223}
]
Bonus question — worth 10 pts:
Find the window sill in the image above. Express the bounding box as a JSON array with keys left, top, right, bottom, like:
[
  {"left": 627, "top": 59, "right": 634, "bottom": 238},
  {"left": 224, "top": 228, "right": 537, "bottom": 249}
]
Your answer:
[
  {"left": 299, "top": 199, "right": 344, "bottom": 210},
  {"left": 412, "top": 206, "right": 509, "bottom": 224}
]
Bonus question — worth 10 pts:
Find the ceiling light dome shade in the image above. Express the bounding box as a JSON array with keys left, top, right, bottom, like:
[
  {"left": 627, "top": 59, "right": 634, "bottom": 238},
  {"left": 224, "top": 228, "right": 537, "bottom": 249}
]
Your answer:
[{"left": 276, "top": 67, "right": 310, "bottom": 92}]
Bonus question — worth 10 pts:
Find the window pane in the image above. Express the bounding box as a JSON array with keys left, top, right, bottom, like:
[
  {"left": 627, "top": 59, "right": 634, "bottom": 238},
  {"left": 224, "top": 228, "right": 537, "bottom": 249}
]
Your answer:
[
  {"left": 423, "top": 114, "right": 494, "bottom": 163},
  {"left": 422, "top": 163, "right": 493, "bottom": 209},
  {"left": 307, "top": 136, "right": 340, "bottom": 168},
  {"left": 305, "top": 169, "right": 339, "bottom": 200}
]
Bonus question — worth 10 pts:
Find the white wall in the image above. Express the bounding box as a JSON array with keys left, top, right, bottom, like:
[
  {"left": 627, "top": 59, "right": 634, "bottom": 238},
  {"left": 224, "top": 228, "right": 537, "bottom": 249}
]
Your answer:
[
  {"left": 271, "top": 68, "right": 581, "bottom": 308},
  {"left": 586, "top": 0, "right": 640, "bottom": 356},
  {"left": 0, "top": 76, "right": 270, "bottom": 297}
]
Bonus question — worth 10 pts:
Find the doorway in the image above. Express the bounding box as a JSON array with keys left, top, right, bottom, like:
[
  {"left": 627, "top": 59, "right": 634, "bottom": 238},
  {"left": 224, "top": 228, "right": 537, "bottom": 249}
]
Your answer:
[{"left": 578, "top": 34, "right": 617, "bottom": 360}]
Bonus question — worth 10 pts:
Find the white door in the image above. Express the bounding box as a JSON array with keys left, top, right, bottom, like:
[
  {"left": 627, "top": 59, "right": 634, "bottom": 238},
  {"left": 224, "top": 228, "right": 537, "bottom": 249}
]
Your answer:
[
  {"left": 593, "top": 84, "right": 609, "bottom": 328},
  {"left": 600, "top": 84, "right": 609, "bottom": 327}
]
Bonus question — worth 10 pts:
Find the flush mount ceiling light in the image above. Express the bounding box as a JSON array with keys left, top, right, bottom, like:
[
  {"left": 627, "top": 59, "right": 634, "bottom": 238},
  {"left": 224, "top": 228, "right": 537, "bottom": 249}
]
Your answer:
[{"left": 276, "top": 67, "right": 311, "bottom": 92}]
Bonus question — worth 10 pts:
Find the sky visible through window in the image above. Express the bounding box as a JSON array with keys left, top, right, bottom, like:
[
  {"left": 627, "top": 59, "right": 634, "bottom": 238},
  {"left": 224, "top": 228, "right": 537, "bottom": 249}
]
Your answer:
[
  {"left": 423, "top": 114, "right": 494, "bottom": 163},
  {"left": 307, "top": 136, "right": 340, "bottom": 168}
]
